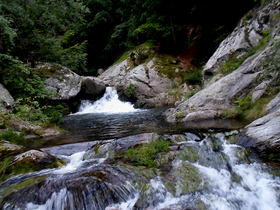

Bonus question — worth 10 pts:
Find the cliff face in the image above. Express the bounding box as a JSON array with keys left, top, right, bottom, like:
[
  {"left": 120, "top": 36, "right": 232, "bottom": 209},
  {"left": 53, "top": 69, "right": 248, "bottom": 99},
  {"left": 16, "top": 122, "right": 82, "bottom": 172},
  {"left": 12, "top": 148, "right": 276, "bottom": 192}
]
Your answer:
[
  {"left": 164, "top": 0, "right": 280, "bottom": 161},
  {"left": 203, "top": 0, "right": 280, "bottom": 84},
  {"left": 164, "top": 0, "right": 280, "bottom": 123}
]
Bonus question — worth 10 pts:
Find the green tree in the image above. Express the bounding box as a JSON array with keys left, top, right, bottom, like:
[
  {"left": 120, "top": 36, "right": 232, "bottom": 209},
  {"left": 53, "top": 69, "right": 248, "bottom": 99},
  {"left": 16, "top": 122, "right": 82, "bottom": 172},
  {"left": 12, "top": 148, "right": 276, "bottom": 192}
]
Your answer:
[{"left": 0, "top": 0, "right": 88, "bottom": 73}]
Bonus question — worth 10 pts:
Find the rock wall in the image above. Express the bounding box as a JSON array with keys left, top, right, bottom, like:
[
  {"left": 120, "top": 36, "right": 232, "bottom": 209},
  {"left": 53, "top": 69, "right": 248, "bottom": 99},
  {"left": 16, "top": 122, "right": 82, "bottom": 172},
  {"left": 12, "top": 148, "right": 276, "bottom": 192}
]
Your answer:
[
  {"left": 203, "top": 0, "right": 280, "bottom": 84},
  {"left": 165, "top": 0, "right": 280, "bottom": 123},
  {"left": 99, "top": 58, "right": 175, "bottom": 107},
  {"left": 239, "top": 95, "right": 280, "bottom": 161},
  {"left": 164, "top": 0, "right": 280, "bottom": 162}
]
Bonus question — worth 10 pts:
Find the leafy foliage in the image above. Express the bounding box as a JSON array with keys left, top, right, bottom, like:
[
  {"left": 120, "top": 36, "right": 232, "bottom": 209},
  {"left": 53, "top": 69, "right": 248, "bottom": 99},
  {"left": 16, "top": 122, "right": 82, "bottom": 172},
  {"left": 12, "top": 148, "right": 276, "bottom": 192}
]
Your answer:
[
  {"left": 12, "top": 98, "right": 68, "bottom": 126},
  {"left": 183, "top": 71, "right": 203, "bottom": 85},
  {"left": 0, "top": 66, "right": 48, "bottom": 99},
  {"left": 125, "top": 83, "right": 137, "bottom": 98},
  {"left": 0, "top": 0, "right": 88, "bottom": 73},
  {"left": 0, "top": 130, "right": 25, "bottom": 145}
]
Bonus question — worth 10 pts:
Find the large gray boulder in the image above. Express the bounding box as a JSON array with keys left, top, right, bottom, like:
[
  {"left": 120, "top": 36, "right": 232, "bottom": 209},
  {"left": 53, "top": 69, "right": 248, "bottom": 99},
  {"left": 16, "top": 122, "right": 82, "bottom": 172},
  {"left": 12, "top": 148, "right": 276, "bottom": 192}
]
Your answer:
[
  {"left": 36, "top": 63, "right": 82, "bottom": 100},
  {"left": 0, "top": 83, "right": 15, "bottom": 113},
  {"left": 79, "top": 76, "right": 106, "bottom": 98},
  {"left": 7, "top": 150, "right": 64, "bottom": 173},
  {"left": 99, "top": 59, "right": 173, "bottom": 106},
  {"left": 239, "top": 105, "right": 280, "bottom": 161},
  {"left": 203, "top": 0, "right": 280, "bottom": 84}
]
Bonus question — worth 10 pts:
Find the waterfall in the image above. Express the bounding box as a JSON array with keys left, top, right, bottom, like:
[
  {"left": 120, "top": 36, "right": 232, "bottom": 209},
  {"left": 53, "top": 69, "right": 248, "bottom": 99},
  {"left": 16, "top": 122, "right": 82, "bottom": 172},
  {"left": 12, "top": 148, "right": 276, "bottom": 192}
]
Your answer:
[{"left": 76, "top": 87, "right": 137, "bottom": 114}]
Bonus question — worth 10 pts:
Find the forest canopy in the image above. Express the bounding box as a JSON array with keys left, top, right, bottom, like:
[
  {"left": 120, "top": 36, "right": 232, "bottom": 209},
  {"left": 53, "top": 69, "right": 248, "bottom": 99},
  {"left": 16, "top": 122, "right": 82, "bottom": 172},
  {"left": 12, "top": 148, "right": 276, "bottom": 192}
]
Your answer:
[{"left": 1, "top": 0, "right": 257, "bottom": 77}]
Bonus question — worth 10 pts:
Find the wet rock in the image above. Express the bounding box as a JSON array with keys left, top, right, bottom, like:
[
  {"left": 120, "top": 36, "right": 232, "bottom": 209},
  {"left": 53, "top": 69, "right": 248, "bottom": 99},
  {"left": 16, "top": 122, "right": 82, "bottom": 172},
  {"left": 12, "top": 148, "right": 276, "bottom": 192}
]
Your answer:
[
  {"left": 0, "top": 83, "right": 15, "bottom": 113},
  {"left": 41, "top": 141, "right": 98, "bottom": 156},
  {"left": 84, "top": 133, "right": 160, "bottom": 160},
  {"left": 7, "top": 150, "right": 64, "bottom": 173},
  {"left": 79, "top": 76, "right": 106, "bottom": 98},
  {"left": 1, "top": 164, "right": 152, "bottom": 210},
  {"left": 36, "top": 63, "right": 82, "bottom": 100},
  {"left": 240, "top": 106, "right": 280, "bottom": 161},
  {"left": 0, "top": 140, "right": 24, "bottom": 160}
]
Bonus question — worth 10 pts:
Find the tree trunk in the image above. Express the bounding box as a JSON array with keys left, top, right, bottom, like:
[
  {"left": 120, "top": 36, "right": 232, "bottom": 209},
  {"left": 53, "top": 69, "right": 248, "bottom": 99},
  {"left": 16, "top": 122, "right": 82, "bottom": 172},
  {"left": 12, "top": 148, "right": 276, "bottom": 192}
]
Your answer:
[{"left": 169, "top": 13, "right": 177, "bottom": 45}]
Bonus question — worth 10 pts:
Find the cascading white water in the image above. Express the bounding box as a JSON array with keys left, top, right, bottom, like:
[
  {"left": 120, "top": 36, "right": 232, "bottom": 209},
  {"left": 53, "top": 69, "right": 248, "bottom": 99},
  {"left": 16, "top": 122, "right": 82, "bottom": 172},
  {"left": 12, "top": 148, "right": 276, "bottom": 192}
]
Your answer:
[
  {"left": 76, "top": 87, "right": 137, "bottom": 114},
  {"left": 2, "top": 128, "right": 280, "bottom": 210}
]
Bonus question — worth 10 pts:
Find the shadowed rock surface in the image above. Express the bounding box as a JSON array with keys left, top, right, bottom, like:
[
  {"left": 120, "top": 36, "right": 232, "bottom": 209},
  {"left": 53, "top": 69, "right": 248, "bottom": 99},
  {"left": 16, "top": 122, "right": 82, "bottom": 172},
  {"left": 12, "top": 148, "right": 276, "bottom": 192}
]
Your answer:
[{"left": 0, "top": 83, "right": 15, "bottom": 113}]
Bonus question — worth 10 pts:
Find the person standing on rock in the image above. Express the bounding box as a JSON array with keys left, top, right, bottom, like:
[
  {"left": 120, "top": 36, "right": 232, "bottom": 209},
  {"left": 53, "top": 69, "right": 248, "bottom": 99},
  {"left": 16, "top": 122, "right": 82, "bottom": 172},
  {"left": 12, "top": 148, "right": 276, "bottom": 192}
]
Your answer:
[{"left": 130, "top": 52, "right": 137, "bottom": 66}]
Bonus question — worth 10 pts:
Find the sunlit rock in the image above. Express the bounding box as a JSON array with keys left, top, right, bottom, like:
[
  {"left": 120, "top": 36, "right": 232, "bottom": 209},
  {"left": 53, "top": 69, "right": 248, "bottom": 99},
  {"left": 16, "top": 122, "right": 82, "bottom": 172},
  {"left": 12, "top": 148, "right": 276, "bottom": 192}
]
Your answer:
[
  {"left": 35, "top": 63, "right": 82, "bottom": 100},
  {"left": 99, "top": 59, "right": 173, "bottom": 107},
  {"left": 7, "top": 150, "right": 64, "bottom": 173},
  {"left": 0, "top": 140, "right": 24, "bottom": 160}
]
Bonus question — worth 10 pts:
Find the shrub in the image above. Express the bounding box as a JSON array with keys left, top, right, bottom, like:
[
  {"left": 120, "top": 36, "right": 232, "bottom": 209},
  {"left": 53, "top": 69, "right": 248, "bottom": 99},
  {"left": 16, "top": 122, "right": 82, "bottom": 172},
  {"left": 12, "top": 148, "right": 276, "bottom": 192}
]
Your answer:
[
  {"left": 183, "top": 71, "right": 203, "bottom": 85},
  {"left": 0, "top": 130, "right": 25, "bottom": 145},
  {"left": 127, "top": 138, "right": 170, "bottom": 167},
  {"left": 125, "top": 83, "right": 137, "bottom": 98}
]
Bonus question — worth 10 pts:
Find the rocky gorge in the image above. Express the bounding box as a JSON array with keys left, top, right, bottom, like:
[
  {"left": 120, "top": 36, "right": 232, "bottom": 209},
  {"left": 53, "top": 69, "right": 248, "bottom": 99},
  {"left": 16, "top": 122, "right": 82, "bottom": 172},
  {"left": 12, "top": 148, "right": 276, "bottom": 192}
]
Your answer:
[{"left": 0, "top": 1, "right": 280, "bottom": 209}]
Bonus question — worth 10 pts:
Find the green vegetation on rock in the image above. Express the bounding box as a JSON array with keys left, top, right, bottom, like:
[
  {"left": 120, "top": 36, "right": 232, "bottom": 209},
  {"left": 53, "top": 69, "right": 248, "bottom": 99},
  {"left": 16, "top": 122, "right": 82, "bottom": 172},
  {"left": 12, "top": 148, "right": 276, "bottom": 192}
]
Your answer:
[
  {"left": 221, "top": 87, "right": 280, "bottom": 121},
  {"left": 125, "top": 83, "right": 137, "bottom": 98},
  {"left": 0, "top": 130, "right": 24, "bottom": 145},
  {"left": 127, "top": 138, "right": 170, "bottom": 167},
  {"left": 216, "top": 30, "right": 271, "bottom": 77}
]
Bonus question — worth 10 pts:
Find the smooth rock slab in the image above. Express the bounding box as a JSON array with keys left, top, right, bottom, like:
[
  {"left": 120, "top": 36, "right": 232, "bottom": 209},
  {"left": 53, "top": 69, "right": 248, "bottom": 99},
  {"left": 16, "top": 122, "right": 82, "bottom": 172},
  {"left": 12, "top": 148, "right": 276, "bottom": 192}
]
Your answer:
[{"left": 240, "top": 107, "right": 280, "bottom": 161}]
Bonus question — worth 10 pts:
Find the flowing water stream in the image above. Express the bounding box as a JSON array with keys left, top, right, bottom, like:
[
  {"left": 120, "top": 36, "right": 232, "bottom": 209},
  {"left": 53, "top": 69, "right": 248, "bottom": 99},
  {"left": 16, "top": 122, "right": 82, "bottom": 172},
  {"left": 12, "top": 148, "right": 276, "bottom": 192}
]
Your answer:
[{"left": 1, "top": 87, "right": 280, "bottom": 209}]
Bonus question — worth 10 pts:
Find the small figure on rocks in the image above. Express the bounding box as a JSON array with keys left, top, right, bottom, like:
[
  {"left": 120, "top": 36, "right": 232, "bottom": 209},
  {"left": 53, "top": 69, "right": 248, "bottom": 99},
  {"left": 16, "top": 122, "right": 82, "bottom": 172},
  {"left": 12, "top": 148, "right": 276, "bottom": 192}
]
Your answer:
[{"left": 130, "top": 52, "right": 137, "bottom": 66}]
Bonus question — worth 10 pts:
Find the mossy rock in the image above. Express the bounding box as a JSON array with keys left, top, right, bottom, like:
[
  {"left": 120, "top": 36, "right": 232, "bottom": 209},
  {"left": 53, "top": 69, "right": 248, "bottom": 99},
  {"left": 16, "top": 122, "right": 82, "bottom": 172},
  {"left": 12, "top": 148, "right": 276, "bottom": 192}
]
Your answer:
[
  {"left": 0, "top": 175, "right": 48, "bottom": 203},
  {"left": 0, "top": 140, "right": 25, "bottom": 160},
  {"left": 6, "top": 150, "right": 65, "bottom": 175}
]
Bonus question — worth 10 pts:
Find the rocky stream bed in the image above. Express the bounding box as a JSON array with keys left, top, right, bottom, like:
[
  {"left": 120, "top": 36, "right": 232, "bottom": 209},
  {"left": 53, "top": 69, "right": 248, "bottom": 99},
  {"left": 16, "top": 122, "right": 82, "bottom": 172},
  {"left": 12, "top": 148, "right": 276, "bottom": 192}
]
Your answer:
[{"left": 1, "top": 88, "right": 280, "bottom": 210}]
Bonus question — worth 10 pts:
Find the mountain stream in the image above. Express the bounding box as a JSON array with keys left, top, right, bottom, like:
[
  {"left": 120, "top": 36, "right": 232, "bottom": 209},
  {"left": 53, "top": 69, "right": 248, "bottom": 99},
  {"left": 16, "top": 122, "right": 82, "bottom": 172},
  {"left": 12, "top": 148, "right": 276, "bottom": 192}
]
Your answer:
[{"left": 1, "top": 87, "right": 280, "bottom": 210}]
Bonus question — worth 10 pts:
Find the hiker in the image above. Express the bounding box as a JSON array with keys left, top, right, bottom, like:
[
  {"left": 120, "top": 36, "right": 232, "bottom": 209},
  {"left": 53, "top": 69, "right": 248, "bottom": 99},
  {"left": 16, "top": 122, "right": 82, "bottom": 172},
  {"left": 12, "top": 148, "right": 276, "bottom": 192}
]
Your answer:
[{"left": 130, "top": 52, "right": 137, "bottom": 66}]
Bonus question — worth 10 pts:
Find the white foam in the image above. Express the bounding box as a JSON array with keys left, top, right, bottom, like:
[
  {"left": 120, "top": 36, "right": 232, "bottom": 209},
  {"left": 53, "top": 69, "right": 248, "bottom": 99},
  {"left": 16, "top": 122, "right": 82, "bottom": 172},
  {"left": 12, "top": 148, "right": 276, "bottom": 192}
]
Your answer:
[
  {"left": 76, "top": 87, "right": 137, "bottom": 114},
  {"left": 26, "top": 188, "right": 68, "bottom": 210},
  {"left": 53, "top": 151, "right": 85, "bottom": 174},
  {"left": 195, "top": 163, "right": 280, "bottom": 210}
]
